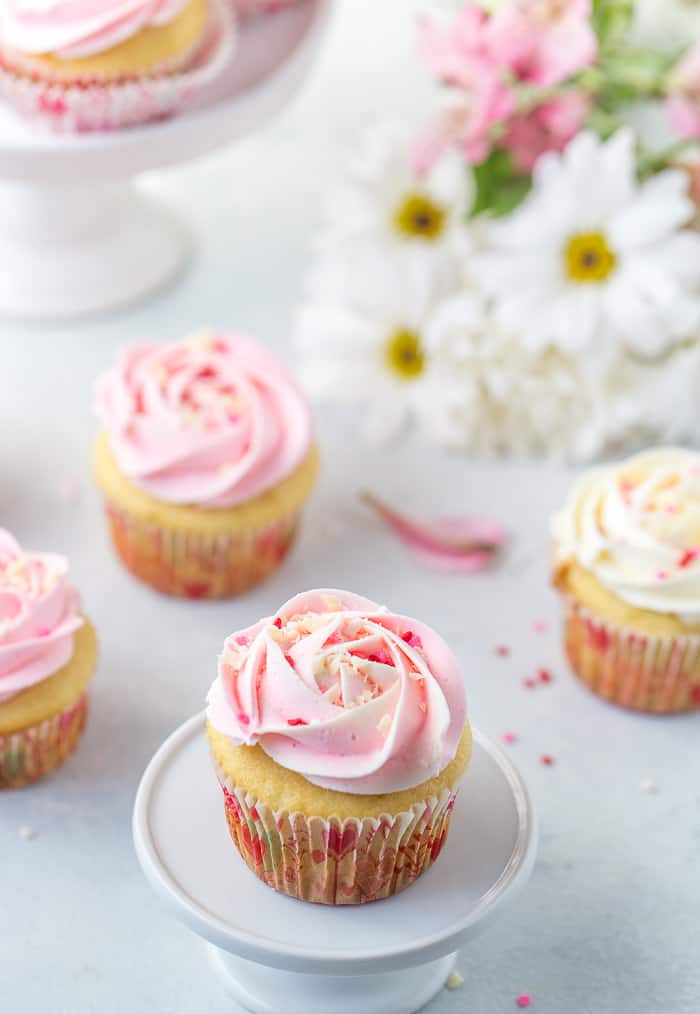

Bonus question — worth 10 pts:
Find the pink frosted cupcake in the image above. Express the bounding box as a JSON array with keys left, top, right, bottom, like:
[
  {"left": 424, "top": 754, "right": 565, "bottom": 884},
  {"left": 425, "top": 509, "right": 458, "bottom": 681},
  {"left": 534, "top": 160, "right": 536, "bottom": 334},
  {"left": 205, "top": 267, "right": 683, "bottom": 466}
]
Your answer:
[
  {"left": 0, "top": 0, "right": 234, "bottom": 130},
  {"left": 206, "top": 589, "right": 472, "bottom": 905},
  {"left": 0, "top": 530, "right": 97, "bottom": 788},
  {"left": 93, "top": 331, "right": 319, "bottom": 599}
]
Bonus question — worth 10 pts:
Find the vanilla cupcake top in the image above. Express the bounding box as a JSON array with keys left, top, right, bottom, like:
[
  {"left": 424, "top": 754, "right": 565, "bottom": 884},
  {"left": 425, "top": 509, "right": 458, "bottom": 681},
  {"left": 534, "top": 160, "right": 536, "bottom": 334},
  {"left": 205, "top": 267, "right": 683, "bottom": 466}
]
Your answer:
[
  {"left": 207, "top": 589, "right": 468, "bottom": 795},
  {"left": 95, "top": 331, "right": 313, "bottom": 510},
  {"left": 0, "top": 529, "right": 83, "bottom": 703},
  {"left": 1, "top": 0, "right": 190, "bottom": 58},
  {"left": 553, "top": 447, "right": 700, "bottom": 622}
]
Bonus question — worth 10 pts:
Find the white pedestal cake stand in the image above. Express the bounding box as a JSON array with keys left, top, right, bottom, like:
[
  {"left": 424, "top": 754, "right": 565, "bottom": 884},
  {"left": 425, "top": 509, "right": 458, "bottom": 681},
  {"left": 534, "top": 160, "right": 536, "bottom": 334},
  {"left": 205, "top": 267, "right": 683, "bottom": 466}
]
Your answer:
[
  {"left": 0, "top": 0, "right": 331, "bottom": 319},
  {"left": 133, "top": 713, "right": 538, "bottom": 1014}
]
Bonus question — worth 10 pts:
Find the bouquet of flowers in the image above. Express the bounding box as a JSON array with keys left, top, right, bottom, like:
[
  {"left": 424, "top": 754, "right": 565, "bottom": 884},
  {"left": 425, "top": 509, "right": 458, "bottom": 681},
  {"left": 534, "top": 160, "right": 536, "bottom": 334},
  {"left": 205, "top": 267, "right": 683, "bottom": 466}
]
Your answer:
[{"left": 296, "top": 0, "right": 700, "bottom": 459}]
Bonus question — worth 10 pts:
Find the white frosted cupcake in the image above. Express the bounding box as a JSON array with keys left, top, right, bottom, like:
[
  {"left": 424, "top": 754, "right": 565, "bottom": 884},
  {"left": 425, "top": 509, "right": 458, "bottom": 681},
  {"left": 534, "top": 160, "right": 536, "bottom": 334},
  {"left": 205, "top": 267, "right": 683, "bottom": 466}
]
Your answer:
[{"left": 553, "top": 446, "right": 700, "bottom": 713}]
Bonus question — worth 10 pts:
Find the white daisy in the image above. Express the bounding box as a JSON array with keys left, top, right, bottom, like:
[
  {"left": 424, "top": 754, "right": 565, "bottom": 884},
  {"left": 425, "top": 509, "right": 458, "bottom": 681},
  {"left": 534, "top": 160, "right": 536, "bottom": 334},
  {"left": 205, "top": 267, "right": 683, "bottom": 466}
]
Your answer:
[
  {"left": 322, "top": 122, "right": 473, "bottom": 258},
  {"left": 472, "top": 129, "right": 700, "bottom": 368},
  {"left": 295, "top": 246, "right": 463, "bottom": 443},
  {"left": 630, "top": 0, "right": 700, "bottom": 53}
]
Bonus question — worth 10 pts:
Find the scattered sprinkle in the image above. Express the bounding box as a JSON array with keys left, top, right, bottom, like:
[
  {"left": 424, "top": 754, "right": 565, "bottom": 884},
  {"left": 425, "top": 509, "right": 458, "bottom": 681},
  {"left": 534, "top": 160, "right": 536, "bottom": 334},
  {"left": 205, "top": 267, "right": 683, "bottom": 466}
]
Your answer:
[
  {"left": 284, "top": 655, "right": 295, "bottom": 667},
  {"left": 445, "top": 970, "right": 464, "bottom": 990},
  {"left": 501, "top": 732, "right": 517, "bottom": 744},
  {"left": 18, "top": 825, "right": 36, "bottom": 841},
  {"left": 656, "top": 570, "right": 669, "bottom": 582},
  {"left": 640, "top": 777, "right": 658, "bottom": 794},
  {"left": 691, "top": 686, "right": 700, "bottom": 704},
  {"left": 237, "top": 713, "right": 250, "bottom": 726},
  {"left": 522, "top": 677, "right": 536, "bottom": 689},
  {"left": 532, "top": 619, "right": 548, "bottom": 635},
  {"left": 540, "top": 754, "right": 554, "bottom": 766},
  {"left": 287, "top": 718, "right": 308, "bottom": 727},
  {"left": 678, "top": 548, "right": 699, "bottom": 569},
  {"left": 235, "top": 635, "right": 249, "bottom": 646},
  {"left": 495, "top": 644, "right": 511, "bottom": 657},
  {"left": 537, "top": 668, "right": 553, "bottom": 684},
  {"left": 517, "top": 996, "right": 532, "bottom": 1009},
  {"left": 273, "top": 617, "right": 282, "bottom": 629},
  {"left": 36, "top": 627, "right": 50, "bottom": 638}
]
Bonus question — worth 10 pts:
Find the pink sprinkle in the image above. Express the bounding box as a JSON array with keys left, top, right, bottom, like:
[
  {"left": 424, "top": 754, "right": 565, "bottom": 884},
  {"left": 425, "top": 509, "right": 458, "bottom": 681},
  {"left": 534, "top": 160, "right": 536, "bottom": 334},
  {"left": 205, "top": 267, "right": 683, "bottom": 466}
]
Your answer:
[
  {"left": 540, "top": 754, "right": 554, "bottom": 766},
  {"left": 402, "top": 631, "right": 423, "bottom": 649},
  {"left": 237, "top": 713, "right": 250, "bottom": 726},
  {"left": 656, "top": 570, "right": 669, "bottom": 582},
  {"left": 501, "top": 732, "right": 517, "bottom": 744},
  {"left": 235, "top": 634, "right": 249, "bottom": 646},
  {"left": 531, "top": 619, "right": 548, "bottom": 635},
  {"left": 36, "top": 627, "right": 50, "bottom": 638},
  {"left": 287, "top": 718, "right": 308, "bottom": 727},
  {"left": 369, "top": 649, "right": 392, "bottom": 665},
  {"left": 665, "top": 504, "right": 679, "bottom": 514},
  {"left": 284, "top": 655, "right": 295, "bottom": 667},
  {"left": 495, "top": 644, "right": 510, "bottom": 657},
  {"left": 537, "top": 668, "right": 553, "bottom": 684},
  {"left": 517, "top": 996, "right": 532, "bottom": 1009},
  {"left": 678, "top": 548, "right": 699, "bottom": 569},
  {"left": 273, "top": 617, "right": 282, "bottom": 629},
  {"left": 523, "top": 677, "right": 536, "bottom": 689}
]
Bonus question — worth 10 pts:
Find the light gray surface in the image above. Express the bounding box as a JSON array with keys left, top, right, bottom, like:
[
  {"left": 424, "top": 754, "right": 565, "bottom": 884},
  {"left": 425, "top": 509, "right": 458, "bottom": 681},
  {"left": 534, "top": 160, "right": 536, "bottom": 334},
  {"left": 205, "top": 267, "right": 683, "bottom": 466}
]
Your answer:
[{"left": 1, "top": 2, "right": 699, "bottom": 1012}]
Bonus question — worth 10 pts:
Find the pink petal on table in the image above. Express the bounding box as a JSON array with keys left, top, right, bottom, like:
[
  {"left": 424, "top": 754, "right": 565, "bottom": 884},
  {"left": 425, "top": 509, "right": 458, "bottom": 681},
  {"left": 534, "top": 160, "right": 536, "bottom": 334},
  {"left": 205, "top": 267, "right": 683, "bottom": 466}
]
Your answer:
[{"left": 360, "top": 492, "right": 506, "bottom": 573}]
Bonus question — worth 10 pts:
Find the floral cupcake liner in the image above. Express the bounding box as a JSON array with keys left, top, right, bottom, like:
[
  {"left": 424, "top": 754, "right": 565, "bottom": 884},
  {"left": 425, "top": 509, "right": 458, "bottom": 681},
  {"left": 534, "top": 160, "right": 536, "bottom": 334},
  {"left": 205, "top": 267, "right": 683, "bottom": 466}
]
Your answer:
[
  {"left": 0, "top": 0, "right": 235, "bottom": 132},
  {"left": 215, "top": 767, "right": 459, "bottom": 905},
  {"left": 0, "top": 691, "right": 88, "bottom": 788},
  {"left": 562, "top": 596, "right": 700, "bottom": 714},
  {"left": 103, "top": 499, "right": 301, "bottom": 598},
  {"left": 233, "top": 0, "right": 301, "bottom": 19}
]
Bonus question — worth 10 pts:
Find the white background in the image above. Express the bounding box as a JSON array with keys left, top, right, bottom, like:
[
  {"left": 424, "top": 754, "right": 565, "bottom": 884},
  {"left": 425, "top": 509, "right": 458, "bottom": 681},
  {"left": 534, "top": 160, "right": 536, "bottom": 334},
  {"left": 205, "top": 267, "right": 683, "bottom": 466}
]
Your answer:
[{"left": 2, "top": 2, "right": 699, "bottom": 1012}]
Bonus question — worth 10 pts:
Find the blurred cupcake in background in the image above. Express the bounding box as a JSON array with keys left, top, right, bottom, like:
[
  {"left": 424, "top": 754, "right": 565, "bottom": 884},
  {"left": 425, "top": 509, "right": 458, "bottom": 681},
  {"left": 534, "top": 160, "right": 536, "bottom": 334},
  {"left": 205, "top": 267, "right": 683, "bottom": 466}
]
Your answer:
[
  {"left": 552, "top": 447, "right": 700, "bottom": 713},
  {"left": 0, "top": 0, "right": 234, "bottom": 130},
  {"left": 93, "top": 331, "right": 319, "bottom": 600},
  {"left": 0, "top": 529, "right": 97, "bottom": 788},
  {"left": 207, "top": 588, "right": 471, "bottom": 904}
]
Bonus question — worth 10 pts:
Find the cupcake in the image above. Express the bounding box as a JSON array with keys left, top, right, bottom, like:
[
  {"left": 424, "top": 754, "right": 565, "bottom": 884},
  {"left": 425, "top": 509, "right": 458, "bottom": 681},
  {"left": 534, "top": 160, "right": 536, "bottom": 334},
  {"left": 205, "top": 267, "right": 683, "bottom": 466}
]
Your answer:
[
  {"left": 0, "top": 0, "right": 233, "bottom": 130},
  {"left": 93, "top": 331, "right": 319, "bottom": 600},
  {"left": 0, "top": 529, "right": 97, "bottom": 788},
  {"left": 552, "top": 447, "right": 700, "bottom": 713},
  {"left": 206, "top": 589, "right": 471, "bottom": 905}
]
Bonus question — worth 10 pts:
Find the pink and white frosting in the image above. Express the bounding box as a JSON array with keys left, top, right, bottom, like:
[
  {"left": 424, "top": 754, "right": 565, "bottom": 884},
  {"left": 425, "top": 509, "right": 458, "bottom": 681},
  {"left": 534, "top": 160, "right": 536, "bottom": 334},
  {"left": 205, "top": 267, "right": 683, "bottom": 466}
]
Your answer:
[
  {"left": 95, "top": 331, "right": 313, "bottom": 509},
  {"left": 207, "top": 589, "right": 467, "bottom": 795},
  {"left": 0, "top": 0, "right": 190, "bottom": 59},
  {"left": 0, "top": 530, "right": 83, "bottom": 703}
]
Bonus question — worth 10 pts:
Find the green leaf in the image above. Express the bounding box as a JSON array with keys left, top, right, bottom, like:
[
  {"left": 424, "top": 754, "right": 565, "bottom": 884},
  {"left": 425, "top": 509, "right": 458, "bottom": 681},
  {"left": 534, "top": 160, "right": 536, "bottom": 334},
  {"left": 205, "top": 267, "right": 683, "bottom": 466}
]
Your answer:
[
  {"left": 592, "top": 0, "right": 634, "bottom": 50},
  {"left": 469, "top": 149, "right": 532, "bottom": 220}
]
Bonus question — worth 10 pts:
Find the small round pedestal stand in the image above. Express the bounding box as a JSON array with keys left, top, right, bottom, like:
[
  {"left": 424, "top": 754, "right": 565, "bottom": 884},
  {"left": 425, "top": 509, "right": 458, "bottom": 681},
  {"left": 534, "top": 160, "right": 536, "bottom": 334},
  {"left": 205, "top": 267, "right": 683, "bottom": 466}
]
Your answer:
[{"left": 134, "top": 714, "right": 538, "bottom": 1014}]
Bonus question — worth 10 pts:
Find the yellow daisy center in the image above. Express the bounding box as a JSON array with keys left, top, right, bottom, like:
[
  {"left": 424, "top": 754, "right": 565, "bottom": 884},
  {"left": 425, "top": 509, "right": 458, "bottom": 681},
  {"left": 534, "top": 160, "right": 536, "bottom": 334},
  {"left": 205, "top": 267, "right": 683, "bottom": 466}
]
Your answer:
[
  {"left": 393, "top": 193, "right": 446, "bottom": 241},
  {"left": 385, "top": 329, "right": 425, "bottom": 380},
  {"left": 564, "top": 232, "right": 617, "bottom": 284}
]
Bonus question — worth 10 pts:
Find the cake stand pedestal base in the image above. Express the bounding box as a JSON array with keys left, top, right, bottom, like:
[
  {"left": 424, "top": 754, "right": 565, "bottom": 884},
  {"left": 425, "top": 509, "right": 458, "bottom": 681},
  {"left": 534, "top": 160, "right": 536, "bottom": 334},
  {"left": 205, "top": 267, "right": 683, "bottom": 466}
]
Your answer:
[
  {"left": 0, "top": 181, "right": 189, "bottom": 319},
  {"left": 134, "top": 714, "right": 537, "bottom": 1014},
  {"left": 208, "top": 944, "right": 458, "bottom": 1014}
]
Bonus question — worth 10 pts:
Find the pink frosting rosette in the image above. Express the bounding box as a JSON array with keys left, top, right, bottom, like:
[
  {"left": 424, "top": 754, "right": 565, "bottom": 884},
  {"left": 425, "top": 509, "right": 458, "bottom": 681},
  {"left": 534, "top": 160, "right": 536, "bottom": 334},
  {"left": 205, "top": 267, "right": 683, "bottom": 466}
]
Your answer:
[
  {"left": 0, "top": 0, "right": 190, "bottom": 59},
  {"left": 95, "top": 331, "right": 313, "bottom": 509},
  {"left": 207, "top": 589, "right": 467, "bottom": 795},
  {"left": 0, "top": 529, "right": 83, "bottom": 703}
]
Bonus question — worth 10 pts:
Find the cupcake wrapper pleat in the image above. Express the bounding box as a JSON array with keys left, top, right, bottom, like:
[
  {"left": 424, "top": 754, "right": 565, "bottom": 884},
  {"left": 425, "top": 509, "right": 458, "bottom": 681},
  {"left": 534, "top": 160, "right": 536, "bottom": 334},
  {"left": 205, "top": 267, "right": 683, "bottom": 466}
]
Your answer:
[
  {"left": 0, "top": 0, "right": 234, "bottom": 131},
  {"left": 104, "top": 498, "right": 301, "bottom": 598},
  {"left": 562, "top": 596, "right": 700, "bottom": 714},
  {"left": 0, "top": 691, "right": 89, "bottom": 788},
  {"left": 215, "top": 766, "right": 459, "bottom": 905}
]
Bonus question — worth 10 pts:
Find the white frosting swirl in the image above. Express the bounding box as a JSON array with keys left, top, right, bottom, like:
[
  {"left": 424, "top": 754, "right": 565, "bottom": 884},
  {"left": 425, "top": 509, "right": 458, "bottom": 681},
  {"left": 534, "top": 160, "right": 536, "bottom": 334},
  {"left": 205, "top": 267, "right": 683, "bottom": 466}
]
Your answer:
[{"left": 553, "top": 447, "right": 700, "bottom": 622}]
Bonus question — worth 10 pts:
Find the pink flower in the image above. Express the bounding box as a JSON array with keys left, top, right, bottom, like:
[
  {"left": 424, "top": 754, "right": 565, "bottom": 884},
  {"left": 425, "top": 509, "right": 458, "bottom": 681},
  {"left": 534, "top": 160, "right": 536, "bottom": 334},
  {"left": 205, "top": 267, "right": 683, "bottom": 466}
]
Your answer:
[
  {"left": 491, "top": 0, "right": 597, "bottom": 88},
  {"left": 667, "top": 42, "right": 700, "bottom": 141},
  {"left": 503, "top": 90, "right": 590, "bottom": 171}
]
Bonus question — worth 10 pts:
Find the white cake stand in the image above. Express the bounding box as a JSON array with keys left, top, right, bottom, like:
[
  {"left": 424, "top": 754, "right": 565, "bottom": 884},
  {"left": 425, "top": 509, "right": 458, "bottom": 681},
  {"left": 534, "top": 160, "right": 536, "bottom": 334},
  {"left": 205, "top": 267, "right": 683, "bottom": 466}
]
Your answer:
[
  {"left": 133, "top": 713, "right": 538, "bottom": 1014},
  {"left": 0, "top": 0, "right": 331, "bottom": 319}
]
